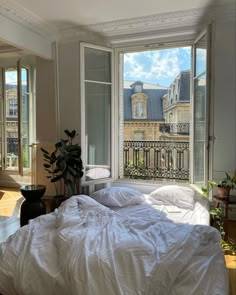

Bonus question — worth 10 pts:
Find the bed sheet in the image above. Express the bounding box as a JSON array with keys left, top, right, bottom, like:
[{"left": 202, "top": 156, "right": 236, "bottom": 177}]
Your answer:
[
  {"left": 0, "top": 195, "right": 227, "bottom": 295},
  {"left": 111, "top": 194, "right": 210, "bottom": 226},
  {"left": 150, "top": 196, "right": 210, "bottom": 225}
]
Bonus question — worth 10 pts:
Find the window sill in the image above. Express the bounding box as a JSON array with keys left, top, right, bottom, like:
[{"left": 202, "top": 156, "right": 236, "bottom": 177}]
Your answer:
[{"left": 112, "top": 178, "right": 190, "bottom": 194}]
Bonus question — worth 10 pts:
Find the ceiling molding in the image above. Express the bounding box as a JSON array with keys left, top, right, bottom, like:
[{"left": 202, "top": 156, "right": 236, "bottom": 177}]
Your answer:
[
  {"left": 0, "top": 0, "right": 234, "bottom": 45},
  {"left": 109, "top": 27, "right": 196, "bottom": 48},
  {"left": 0, "top": 0, "right": 58, "bottom": 40},
  {"left": 59, "top": 7, "right": 211, "bottom": 42}
]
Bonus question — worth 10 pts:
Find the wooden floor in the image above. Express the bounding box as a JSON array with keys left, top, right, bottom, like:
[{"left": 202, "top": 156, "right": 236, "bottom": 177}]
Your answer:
[
  {"left": 0, "top": 187, "right": 236, "bottom": 294},
  {"left": 224, "top": 220, "right": 236, "bottom": 295},
  {"left": 0, "top": 187, "right": 22, "bottom": 243}
]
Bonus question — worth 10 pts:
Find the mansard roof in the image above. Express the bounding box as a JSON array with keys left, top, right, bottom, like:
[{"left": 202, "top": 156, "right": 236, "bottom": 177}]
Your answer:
[
  {"left": 178, "top": 70, "right": 190, "bottom": 102},
  {"left": 124, "top": 81, "right": 168, "bottom": 121}
]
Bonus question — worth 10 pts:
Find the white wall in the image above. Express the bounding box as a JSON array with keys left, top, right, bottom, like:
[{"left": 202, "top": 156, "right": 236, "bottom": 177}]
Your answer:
[
  {"left": 35, "top": 57, "right": 57, "bottom": 194},
  {"left": 57, "top": 41, "right": 81, "bottom": 138},
  {"left": 211, "top": 7, "right": 236, "bottom": 179}
]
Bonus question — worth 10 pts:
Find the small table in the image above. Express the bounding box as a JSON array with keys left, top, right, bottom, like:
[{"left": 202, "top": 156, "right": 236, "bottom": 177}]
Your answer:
[
  {"left": 20, "top": 185, "right": 46, "bottom": 226},
  {"left": 213, "top": 195, "right": 236, "bottom": 219}
]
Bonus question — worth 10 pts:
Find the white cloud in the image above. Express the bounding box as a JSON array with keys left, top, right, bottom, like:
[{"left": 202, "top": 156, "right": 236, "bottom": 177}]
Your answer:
[{"left": 124, "top": 47, "right": 191, "bottom": 86}]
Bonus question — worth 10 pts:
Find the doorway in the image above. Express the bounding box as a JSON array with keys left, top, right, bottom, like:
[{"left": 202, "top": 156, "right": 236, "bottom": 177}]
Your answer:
[{"left": 0, "top": 59, "right": 35, "bottom": 187}]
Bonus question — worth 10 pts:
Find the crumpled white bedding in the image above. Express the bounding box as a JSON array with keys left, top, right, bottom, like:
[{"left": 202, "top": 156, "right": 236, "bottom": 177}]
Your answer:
[
  {"left": 146, "top": 194, "right": 210, "bottom": 225},
  {"left": 0, "top": 195, "right": 228, "bottom": 295}
]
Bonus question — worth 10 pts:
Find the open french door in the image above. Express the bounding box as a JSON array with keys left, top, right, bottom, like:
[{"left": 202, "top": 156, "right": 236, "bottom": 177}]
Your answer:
[
  {"left": 191, "top": 25, "right": 212, "bottom": 188},
  {"left": 80, "top": 43, "right": 114, "bottom": 188},
  {"left": 0, "top": 58, "right": 33, "bottom": 186},
  {"left": 17, "top": 60, "right": 31, "bottom": 176}
]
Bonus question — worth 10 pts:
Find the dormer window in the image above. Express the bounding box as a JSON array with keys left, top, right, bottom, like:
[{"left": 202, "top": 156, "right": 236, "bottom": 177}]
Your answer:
[
  {"left": 136, "top": 102, "right": 144, "bottom": 117},
  {"left": 131, "top": 93, "right": 148, "bottom": 119},
  {"left": 134, "top": 84, "right": 142, "bottom": 93},
  {"left": 131, "top": 81, "right": 143, "bottom": 93}
]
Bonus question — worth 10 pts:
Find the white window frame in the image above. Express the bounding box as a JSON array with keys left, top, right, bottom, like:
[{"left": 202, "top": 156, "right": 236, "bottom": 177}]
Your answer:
[
  {"left": 80, "top": 38, "right": 211, "bottom": 190},
  {"left": 190, "top": 25, "right": 212, "bottom": 190},
  {"left": 114, "top": 41, "right": 199, "bottom": 186},
  {"left": 80, "top": 42, "right": 115, "bottom": 186}
]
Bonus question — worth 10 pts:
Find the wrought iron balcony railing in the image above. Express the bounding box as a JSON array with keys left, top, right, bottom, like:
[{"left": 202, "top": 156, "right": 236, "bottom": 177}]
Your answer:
[
  {"left": 159, "top": 123, "right": 190, "bottom": 135},
  {"left": 123, "top": 140, "right": 190, "bottom": 180}
]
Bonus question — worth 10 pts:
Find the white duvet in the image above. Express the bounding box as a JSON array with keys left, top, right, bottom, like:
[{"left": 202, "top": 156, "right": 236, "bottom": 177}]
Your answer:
[{"left": 0, "top": 195, "right": 228, "bottom": 295}]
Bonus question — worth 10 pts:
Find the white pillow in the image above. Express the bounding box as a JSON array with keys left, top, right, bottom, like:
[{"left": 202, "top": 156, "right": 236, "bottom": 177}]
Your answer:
[
  {"left": 149, "top": 185, "right": 195, "bottom": 209},
  {"left": 90, "top": 187, "right": 145, "bottom": 207}
]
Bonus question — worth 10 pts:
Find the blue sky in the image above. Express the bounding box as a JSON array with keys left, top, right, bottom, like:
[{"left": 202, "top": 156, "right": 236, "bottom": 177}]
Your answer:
[
  {"left": 5, "top": 69, "right": 27, "bottom": 85},
  {"left": 124, "top": 47, "right": 191, "bottom": 87}
]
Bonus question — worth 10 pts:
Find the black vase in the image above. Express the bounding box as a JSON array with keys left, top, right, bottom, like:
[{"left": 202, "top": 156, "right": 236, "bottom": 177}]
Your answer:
[{"left": 20, "top": 185, "right": 46, "bottom": 227}]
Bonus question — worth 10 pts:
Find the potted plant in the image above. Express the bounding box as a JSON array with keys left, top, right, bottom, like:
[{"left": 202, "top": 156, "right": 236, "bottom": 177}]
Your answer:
[
  {"left": 210, "top": 207, "right": 236, "bottom": 252},
  {"left": 41, "top": 129, "right": 84, "bottom": 203},
  {"left": 201, "top": 172, "right": 236, "bottom": 197}
]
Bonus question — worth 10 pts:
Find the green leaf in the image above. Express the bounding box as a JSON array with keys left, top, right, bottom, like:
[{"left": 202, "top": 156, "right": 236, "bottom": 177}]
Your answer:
[
  {"left": 43, "top": 163, "right": 51, "bottom": 169},
  {"left": 51, "top": 174, "right": 63, "bottom": 182},
  {"left": 41, "top": 147, "right": 50, "bottom": 154}
]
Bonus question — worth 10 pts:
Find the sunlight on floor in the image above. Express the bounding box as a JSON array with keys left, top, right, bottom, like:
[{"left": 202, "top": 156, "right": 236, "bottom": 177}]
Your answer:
[
  {"left": 0, "top": 188, "right": 22, "bottom": 243},
  {"left": 225, "top": 254, "right": 236, "bottom": 295},
  {"left": 0, "top": 197, "right": 23, "bottom": 217},
  {"left": 0, "top": 189, "right": 23, "bottom": 216}
]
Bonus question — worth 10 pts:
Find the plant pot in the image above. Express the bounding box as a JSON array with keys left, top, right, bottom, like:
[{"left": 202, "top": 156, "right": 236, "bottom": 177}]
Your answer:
[{"left": 217, "top": 186, "right": 231, "bottom": 197}]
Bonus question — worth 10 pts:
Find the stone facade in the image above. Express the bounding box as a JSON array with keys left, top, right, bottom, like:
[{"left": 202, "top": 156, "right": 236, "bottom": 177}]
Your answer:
[{"left": 123, "top": 71, "right": 190, "bottom": 142}]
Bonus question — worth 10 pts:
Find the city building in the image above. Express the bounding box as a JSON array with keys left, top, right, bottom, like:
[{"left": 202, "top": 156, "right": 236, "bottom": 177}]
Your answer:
[{"left": 123, "top": 80, "right": 168, "bottom": 141}]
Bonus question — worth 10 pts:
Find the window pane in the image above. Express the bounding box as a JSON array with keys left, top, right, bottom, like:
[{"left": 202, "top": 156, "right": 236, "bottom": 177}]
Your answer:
[
  {"left": 85, "top": 82, "right": 111, "bottom": 181},
  {"left": 5, "top": 70, "right": 18, "bottom": 171},
  {"left": 194, "top": 74, "right": 206, "bottom": 183},
  {"left": 195, "top": 34, "right": 207, "bottom": 76},
  {"left": 122, "top": 47, "right": 191, "bottom": 181},
  {"left": 85, "top": 47, "right": 111, "bottom": 83},
  {"left": 21, "top": 68, "right": 30, "bottom": 169}
]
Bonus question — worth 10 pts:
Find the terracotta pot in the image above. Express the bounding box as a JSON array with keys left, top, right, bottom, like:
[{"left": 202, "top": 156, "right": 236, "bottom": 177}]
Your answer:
[{"left": 217, "top": 186, "right": 231, "bottom": 197}]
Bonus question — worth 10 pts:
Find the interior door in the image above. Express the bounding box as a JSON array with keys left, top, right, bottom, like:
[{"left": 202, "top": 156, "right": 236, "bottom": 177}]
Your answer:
[{"left": 191, "top": 26, "right": 211, "bottom": 188}]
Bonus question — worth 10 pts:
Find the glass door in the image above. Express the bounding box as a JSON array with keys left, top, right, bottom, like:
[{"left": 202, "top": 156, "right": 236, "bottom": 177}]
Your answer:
[
  {"left": 0, "top": 60, "right": 32, "bottom": 184},
  {"left": 17, "top": 61, "right": 30, "bottom": 175},
  {"left": 80, "top": 43, "right": 113, "bottom": 184},
  {"left": 4, "top": 68, "right": 19, "bottom": 171},
  {"left": 192, "top": 26, "right": 211, "bottom": 187}
]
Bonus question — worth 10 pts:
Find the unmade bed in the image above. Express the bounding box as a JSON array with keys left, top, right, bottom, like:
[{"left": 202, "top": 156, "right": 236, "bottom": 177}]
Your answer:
[{"left": 0, "top": 185, "right": 228, "bottom": 295}]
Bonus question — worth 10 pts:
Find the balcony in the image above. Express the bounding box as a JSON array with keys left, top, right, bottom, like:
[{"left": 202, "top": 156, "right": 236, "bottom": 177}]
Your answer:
[
  {"left": 159, "top": 123, "right": 190, "bottom": 135},
  {"left": 123, "top": 140, "right": 189, "bottom": 180}
]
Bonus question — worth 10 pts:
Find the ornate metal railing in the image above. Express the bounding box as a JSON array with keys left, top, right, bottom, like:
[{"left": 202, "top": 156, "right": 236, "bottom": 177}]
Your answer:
[
  {"left": 159, "top": 123, "right": 190, "bottom": 135},
  {"left": 123, "top": 140, "right": 190, "bottom": 180}
]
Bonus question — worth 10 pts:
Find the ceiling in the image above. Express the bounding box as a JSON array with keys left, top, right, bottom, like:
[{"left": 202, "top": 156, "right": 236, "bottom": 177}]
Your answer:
[
  {"left": 7, "top": 0, "right": 214, "bottom": 28},
  {"left": 0, "top": 0, "right": 234, "bottom": 55}
]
